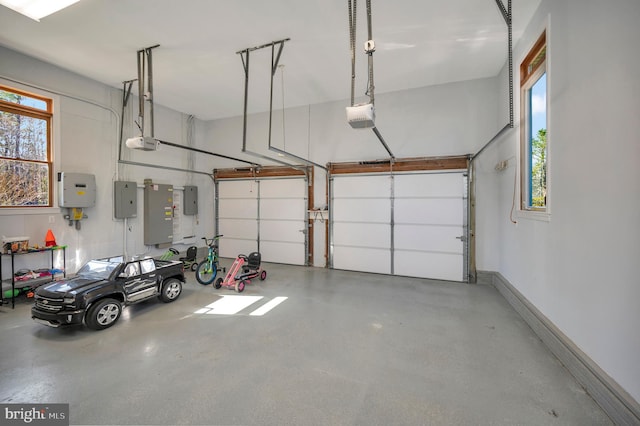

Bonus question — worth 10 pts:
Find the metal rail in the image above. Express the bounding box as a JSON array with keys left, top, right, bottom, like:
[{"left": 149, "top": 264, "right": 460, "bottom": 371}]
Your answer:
[
  {"left": 237, "top": 38, "right": 323, "bottom": 171},
  {"left": 157, "top": 139, "right": 259, "bottom": 167},
  {"left": 347, "top": 0, "right": 395, "bottom": 159}
]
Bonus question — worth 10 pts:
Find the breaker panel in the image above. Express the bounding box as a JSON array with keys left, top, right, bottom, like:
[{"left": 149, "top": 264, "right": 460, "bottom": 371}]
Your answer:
[
  {"left": 144, "top": 182, "right": 173, "bottom": 246},
  {"left": 184, "top": 185, "right": 198, "bottom": 215},
  {"left": 114, "top": 181, "right": 137, "bottom": 219}
]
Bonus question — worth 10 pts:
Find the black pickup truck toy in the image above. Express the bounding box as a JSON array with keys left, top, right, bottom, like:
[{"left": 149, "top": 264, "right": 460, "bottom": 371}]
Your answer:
[{"left": 31, "top": 255, "right": 185, "bottom": 330}]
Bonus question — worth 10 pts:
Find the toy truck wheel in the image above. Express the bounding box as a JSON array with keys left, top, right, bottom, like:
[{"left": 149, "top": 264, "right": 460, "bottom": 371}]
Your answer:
[
  {"left": 236, "top": 280, "right": 246, "bottom": 293},
  {"left": 195, "top": 261, "right": 217, "bottom": 285},
  {"left": 214, "top": 277, "right": 223, "bottom": 289},
  {"left": 190, "top": 262, "right": 198, "bottom": 271},
  {"left": 160, "top": 278, "right": 182, "bottom": 302},
  {"left": 86, "top": 298, "right": 122, "bottom": 330},
  {"left": 260, "top": 270, "right": 267, "bottom": 280}
]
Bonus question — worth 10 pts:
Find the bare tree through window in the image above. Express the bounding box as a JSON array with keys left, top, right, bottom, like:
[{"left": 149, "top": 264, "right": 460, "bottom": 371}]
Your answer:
[{"left": 0, "top": 86, "right": 52, "bottom": 207}]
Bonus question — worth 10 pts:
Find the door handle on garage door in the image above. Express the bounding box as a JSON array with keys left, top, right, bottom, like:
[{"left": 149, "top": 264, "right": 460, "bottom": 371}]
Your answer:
[{"left": 456, "top": 235, "right": 467, "bottom": 242}]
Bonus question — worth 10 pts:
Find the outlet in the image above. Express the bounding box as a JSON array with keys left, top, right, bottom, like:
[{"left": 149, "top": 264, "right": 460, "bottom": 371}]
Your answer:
[
  {"left": 48, "top": 215, "right": 55, "bottom": 223},
  {"left": 495, "top": 160, "right": 509, "bottom": 172}
]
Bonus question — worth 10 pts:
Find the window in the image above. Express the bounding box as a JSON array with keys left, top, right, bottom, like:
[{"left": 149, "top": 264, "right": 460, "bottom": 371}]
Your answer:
[
  {"left": 0, "top": 85, "right": 53, "bottom": 207},
  {"left": 520, "top": 31, "right": 547, "bottom": 212},
  {"left": 124, "top": 262, "right": 140, "bottom": 277},
  {"left": 140, "top": 259, "right": 156, "bottom": 274}
]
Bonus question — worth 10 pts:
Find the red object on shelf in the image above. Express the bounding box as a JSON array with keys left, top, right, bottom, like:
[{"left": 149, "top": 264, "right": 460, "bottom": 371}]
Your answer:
[{"left": 45, "top": 229, "right": 57, "bottom": 247}]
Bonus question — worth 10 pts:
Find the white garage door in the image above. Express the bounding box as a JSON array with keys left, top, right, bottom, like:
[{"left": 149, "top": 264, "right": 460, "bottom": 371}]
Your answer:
[
  {"left": 393, "top": 172, "right": 466, "bottom": 282},
  {"left": 217, "top": 178, "right": 307, "bottom": 265},
  {"left": 259, "top": 179, "right": 307, "bottom": 265},
  {"left": 332, "top": 174, "right": 391, "bottom": 274},
  {"left": 331, "top": 171, "right": 467, "bottom": 282},
  {"left": 217, "top": 180, "right": 258, "bottom": 259}
]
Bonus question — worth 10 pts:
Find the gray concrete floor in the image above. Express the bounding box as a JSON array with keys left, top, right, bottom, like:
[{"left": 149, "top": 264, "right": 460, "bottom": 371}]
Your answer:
[{"left": 0, "top": 262, "right": 612, "bottom": 426}]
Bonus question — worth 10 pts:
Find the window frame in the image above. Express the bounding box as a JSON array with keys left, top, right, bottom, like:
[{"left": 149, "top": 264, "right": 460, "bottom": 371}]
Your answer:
[
  {"left": 140, "top": 258, "right": 156, "bottom": 274},
  {"left": 0, "top": 81, "right": 58, "bottom": 213},
  {"left": 124, "top": 262, "right": 141, "bottom": 278},
  {"left": 519, "top": 30, "right": 550, "bottom": 220}
]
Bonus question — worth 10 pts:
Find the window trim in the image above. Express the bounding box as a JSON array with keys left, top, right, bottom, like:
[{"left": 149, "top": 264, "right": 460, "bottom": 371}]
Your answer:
[
  {"left": 520, "top": 33, "right": 546, "bottom": 87},
  {"left": 0, "top": 79, "right": 60, "bottom": 215},
  {"left": 518, "top": 29, "right": 550, "bottom": 220},
  {"left": 0, "top": 84, "right": 52, "bottom": 112}
]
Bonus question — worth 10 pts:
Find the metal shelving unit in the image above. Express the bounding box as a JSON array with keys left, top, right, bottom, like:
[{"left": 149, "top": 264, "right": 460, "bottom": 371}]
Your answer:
[{"left": 0, "top": 246, "right": 67, "bottom": 309}]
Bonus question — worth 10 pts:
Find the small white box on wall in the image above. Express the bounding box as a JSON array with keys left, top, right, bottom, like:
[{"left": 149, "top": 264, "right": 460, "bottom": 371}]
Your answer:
[{"left": 58, "top": 172, "right": 96, "bottom": 208}]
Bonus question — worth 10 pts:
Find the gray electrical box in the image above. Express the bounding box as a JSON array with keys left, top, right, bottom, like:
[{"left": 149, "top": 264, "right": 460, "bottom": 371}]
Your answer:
[
  {"left": 144, "top": 182, "right": 173, "bottom": 246},
  {"left": 58, "top": 172, "right": 96, "bottom": 207},
  {"left": 114, "top": 181, "right": 137, "bottom": 219},
  {"left": 184, "top": 185, "right": 198, "bottom": 215}
]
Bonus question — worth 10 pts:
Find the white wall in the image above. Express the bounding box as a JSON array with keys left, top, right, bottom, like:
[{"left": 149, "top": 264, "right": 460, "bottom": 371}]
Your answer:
[
  {"left": 474, "top": 0, "right": 640, "bottom": 404},
  {"left": 1, "top": 48, "right": 500, "bottom": 272},
  {"left": 206, "top": 77, "right": 500, "bottom": 266},
  {"left": 0, "top": 46, "right": 219, "bottom": 274}
]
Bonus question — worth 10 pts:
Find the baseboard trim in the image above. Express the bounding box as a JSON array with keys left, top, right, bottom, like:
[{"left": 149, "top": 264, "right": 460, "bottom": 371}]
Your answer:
[{"left": 480, "top": 270, "right": 640, "bottom": 426}]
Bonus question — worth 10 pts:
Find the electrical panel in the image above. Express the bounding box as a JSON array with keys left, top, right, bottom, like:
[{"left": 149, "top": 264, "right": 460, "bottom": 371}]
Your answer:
[
  {"left": 58, "top": 172, "right": 96, "bottom": 207},
  {"left": 183, "top": 185, "right": 198, "bottom": 215},
  {"left": 114, "top": 181, "right": 137, "bottom": 219},
  {"left": 144, "top": 182, "right": 173, "bottom": 246}
]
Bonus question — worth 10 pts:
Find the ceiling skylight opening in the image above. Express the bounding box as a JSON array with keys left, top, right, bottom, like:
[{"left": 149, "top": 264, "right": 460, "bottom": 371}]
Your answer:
[{"left": 0, "top": 0, "right": 81, "bottom": 22}]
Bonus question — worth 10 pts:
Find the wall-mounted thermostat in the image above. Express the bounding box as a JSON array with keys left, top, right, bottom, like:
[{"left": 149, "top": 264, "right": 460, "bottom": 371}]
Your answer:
[{"left": 58, "top": 172, "right": 96, "bottom": 208}]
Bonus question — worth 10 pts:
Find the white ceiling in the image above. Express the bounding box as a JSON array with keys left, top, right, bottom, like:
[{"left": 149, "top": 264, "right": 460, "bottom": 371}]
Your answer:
[{"left": 0, "top": 0, "right": 540, "bottom": 121}]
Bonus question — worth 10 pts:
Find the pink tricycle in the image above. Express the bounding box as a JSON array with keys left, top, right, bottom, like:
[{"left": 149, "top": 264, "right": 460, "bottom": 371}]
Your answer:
[{"left": 214, "top": 252, "right": 266, "bottom": 293}]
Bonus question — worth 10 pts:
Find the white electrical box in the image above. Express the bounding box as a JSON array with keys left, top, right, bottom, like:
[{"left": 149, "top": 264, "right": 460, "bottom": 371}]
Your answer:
[{"left": 58, "top": 172, "right": 96, "bottom": 208}]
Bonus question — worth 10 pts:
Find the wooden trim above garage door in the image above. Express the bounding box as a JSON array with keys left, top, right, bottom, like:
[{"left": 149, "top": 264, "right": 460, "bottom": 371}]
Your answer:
[
  {"left": 214, "top": 165, "right": 307, "bottom": 180},
  {"left": 327, "top": 155, "right": 470, "bottom": 175}
]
